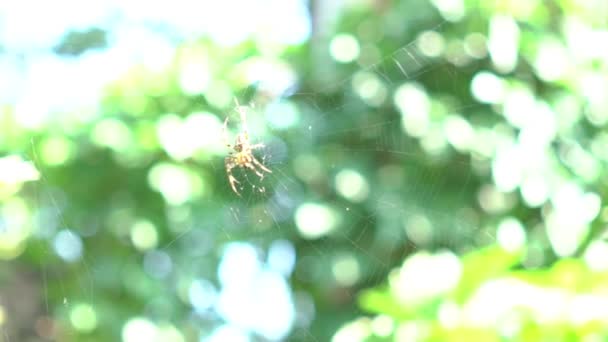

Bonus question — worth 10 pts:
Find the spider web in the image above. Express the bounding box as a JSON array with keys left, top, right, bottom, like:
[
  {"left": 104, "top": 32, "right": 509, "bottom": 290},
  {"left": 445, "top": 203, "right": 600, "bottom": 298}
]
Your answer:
[
  {"left": 185, "top": 19, "right": 491, "bottom": 342},
  {"left": 2, "top": 9, "right": 495, "bottom": 342}
]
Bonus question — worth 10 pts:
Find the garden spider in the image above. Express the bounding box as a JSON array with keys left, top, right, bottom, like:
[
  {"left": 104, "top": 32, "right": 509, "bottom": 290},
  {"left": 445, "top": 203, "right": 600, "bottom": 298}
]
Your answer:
[{"left": 223, "top": 99, "right": 272, "bottom": 195}]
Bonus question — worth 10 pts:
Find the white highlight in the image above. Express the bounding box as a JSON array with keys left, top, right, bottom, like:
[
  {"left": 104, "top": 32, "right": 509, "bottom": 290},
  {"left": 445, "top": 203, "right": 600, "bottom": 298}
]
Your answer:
[
  {"left": 156, "top": 112, "right": 224, "bottom": 161},
  {"left": 215, "top": 242, "right": 295, "bottom": 340},
  {"left": 488, "top": 15, "right": 519, "bottom": 73},
  {"left": 330, "top": 34, "right": 360, "bottom": 63},
  {"left": 443, "top": 115, "right": 475, "bottom": 152},
  {"left": 295, "top": 203, "right": 340, "bottom": 239},
  {"left": 546, "top": 183, "right": 601, "bottom": 256},
  {"left": 496, "top": 217, "right": 526, "bottom": 252},
  {"left": 392, "top": 251, "right": 462, "bottom": 305},
  {"left": 352, "top": 72, "right": 387, "bottom": 106},
  {"left": 147, "top": 163, "right": 202, "bottom": 205},
  {"left": 130, "top": 220, "right": 159, "bottom": 251},
  {"left": 471, "top": 71, "right": 505, "bottom": 104},
  {"left": 584, "top": 241, "right": 608, "bottom": 272},
  {"left": 267, "top": 240, "right": 296, "bottom": 277},
  {"left": 430, "top": 0, "right": 465, "bottom": 22},
  {"left": 335, "top": 169, "right": 370, "bottom": 202},
  {"left": 416, "top": 31, "right": 445, "bottom": 58},
  {"left": 0, "top": 155, "right": 40, "bottom": 185},
  {"left": 394, "top": 83, "right": 430, "bottom": 137},
  {"left": 534, "top": 38, "right": 570, "bottom": 81}
]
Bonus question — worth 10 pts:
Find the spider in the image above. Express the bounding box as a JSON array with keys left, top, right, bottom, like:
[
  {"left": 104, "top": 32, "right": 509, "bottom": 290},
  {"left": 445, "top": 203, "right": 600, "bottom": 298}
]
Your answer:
[{"left": 223, "top": 99, "right": 272, "bottom": 195}]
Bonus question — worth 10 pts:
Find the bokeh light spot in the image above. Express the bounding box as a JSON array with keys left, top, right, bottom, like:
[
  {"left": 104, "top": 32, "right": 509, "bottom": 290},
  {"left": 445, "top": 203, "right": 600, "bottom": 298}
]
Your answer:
[
  {"left": 130, "top": 219, "right": 159, "bottom": 251},
  {"left": 496, "top": 217, "right": 526, "bottom": 252},
  {"left": 392, "top": 251, "right": 462, "bottom": 305},
  {"left": 143, "top": 250, "right": 173, "bottom": 279},
  {"left": 488, "top": 15, "right": 519, "bottom": 73},
  {"left": 335, "top": 169, "right": 370, "bottom": 202},
  {"left": 69, "top": 303, "right": 97, "bottom": 332},
  {"left": 352, "top": 72, "right": 387, "bottom": 106},
  {"left": 147, "top": 163, "right": 203, "bottom": 205},
  {"left": 267, "top": 239, "right": 296, "bottom": 277},
  {"left": 332, "top": 254, "right": 360, "bottom": 286},
  {"left": 394, "top": 83, "right": 430, "bottom": 137},
  {"left": 295, "top": 203, "right": 340, "bottom": 239},
  {"left": 265, "top": 100, "right": 300, "bottom": 130},
  {"left": 53, "top": 229, "right": 83, "bottom": 262},
  {"left": 330, "top": 34, "right": 360, "bottom": 63},
  {"left": 189, "top": 278, "right": 218, "bottom": 313},
  {"left": 40, "top": 136, "right": 74, "bottom": 166},
  {"left": 91, "top": 118, "right": 133, "bottom": 151},
  {"left": 471, "top": 71, "right": 505, "bottom": 104},
  {"left": 430, "top": 0, "right": 465, "bottom": 22},
  {"left": 416, "top": 31, "right": 445, "bottom": 57},
  {"left": 0, "top": 155, "right": 40, "bottom": 185},
  {"left": 122, "top": 317, "right": 157, "bottom": 342}
]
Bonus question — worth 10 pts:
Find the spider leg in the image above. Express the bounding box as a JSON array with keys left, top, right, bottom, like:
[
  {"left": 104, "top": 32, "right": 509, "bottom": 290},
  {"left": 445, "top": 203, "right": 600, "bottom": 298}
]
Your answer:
[
  {"left": 225, "top": 158, "right": 241, "bottom": 195},
  {"left": 244, "top": 162, "right": 265, "bottom": 179},
  {"left": 251, "top": 155, "right": 272, "bottom": 174},
  {"left": 249, "top": 143, "right": 265, "bottom": 150}
]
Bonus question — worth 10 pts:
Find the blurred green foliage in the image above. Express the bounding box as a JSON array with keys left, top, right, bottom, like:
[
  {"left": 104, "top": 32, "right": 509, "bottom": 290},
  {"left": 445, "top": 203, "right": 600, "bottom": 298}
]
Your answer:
[{"left": 1, "top": 0, "right": 608, "bottom": 341}]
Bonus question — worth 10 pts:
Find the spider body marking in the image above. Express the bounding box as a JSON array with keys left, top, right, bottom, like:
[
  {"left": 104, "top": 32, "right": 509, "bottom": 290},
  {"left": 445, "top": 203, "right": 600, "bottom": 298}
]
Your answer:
[{"left": 223, "top": 100, "right": 272, "bottom": 195}]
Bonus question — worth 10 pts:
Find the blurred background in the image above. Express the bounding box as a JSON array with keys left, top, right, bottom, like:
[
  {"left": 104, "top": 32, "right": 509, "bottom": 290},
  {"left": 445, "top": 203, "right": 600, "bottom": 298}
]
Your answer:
[{"left": 1, "top": 0, "right": 608, "bottom": 341}]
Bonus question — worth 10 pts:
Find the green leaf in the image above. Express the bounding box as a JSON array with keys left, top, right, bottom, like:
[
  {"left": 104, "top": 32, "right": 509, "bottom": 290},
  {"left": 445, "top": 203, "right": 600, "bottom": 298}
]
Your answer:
[
  {"left": 358, "top": 286, "right": 414, "bottom": 320},
  {"left": 452, "top": 245, "right": 522, "bottom": 303}
]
